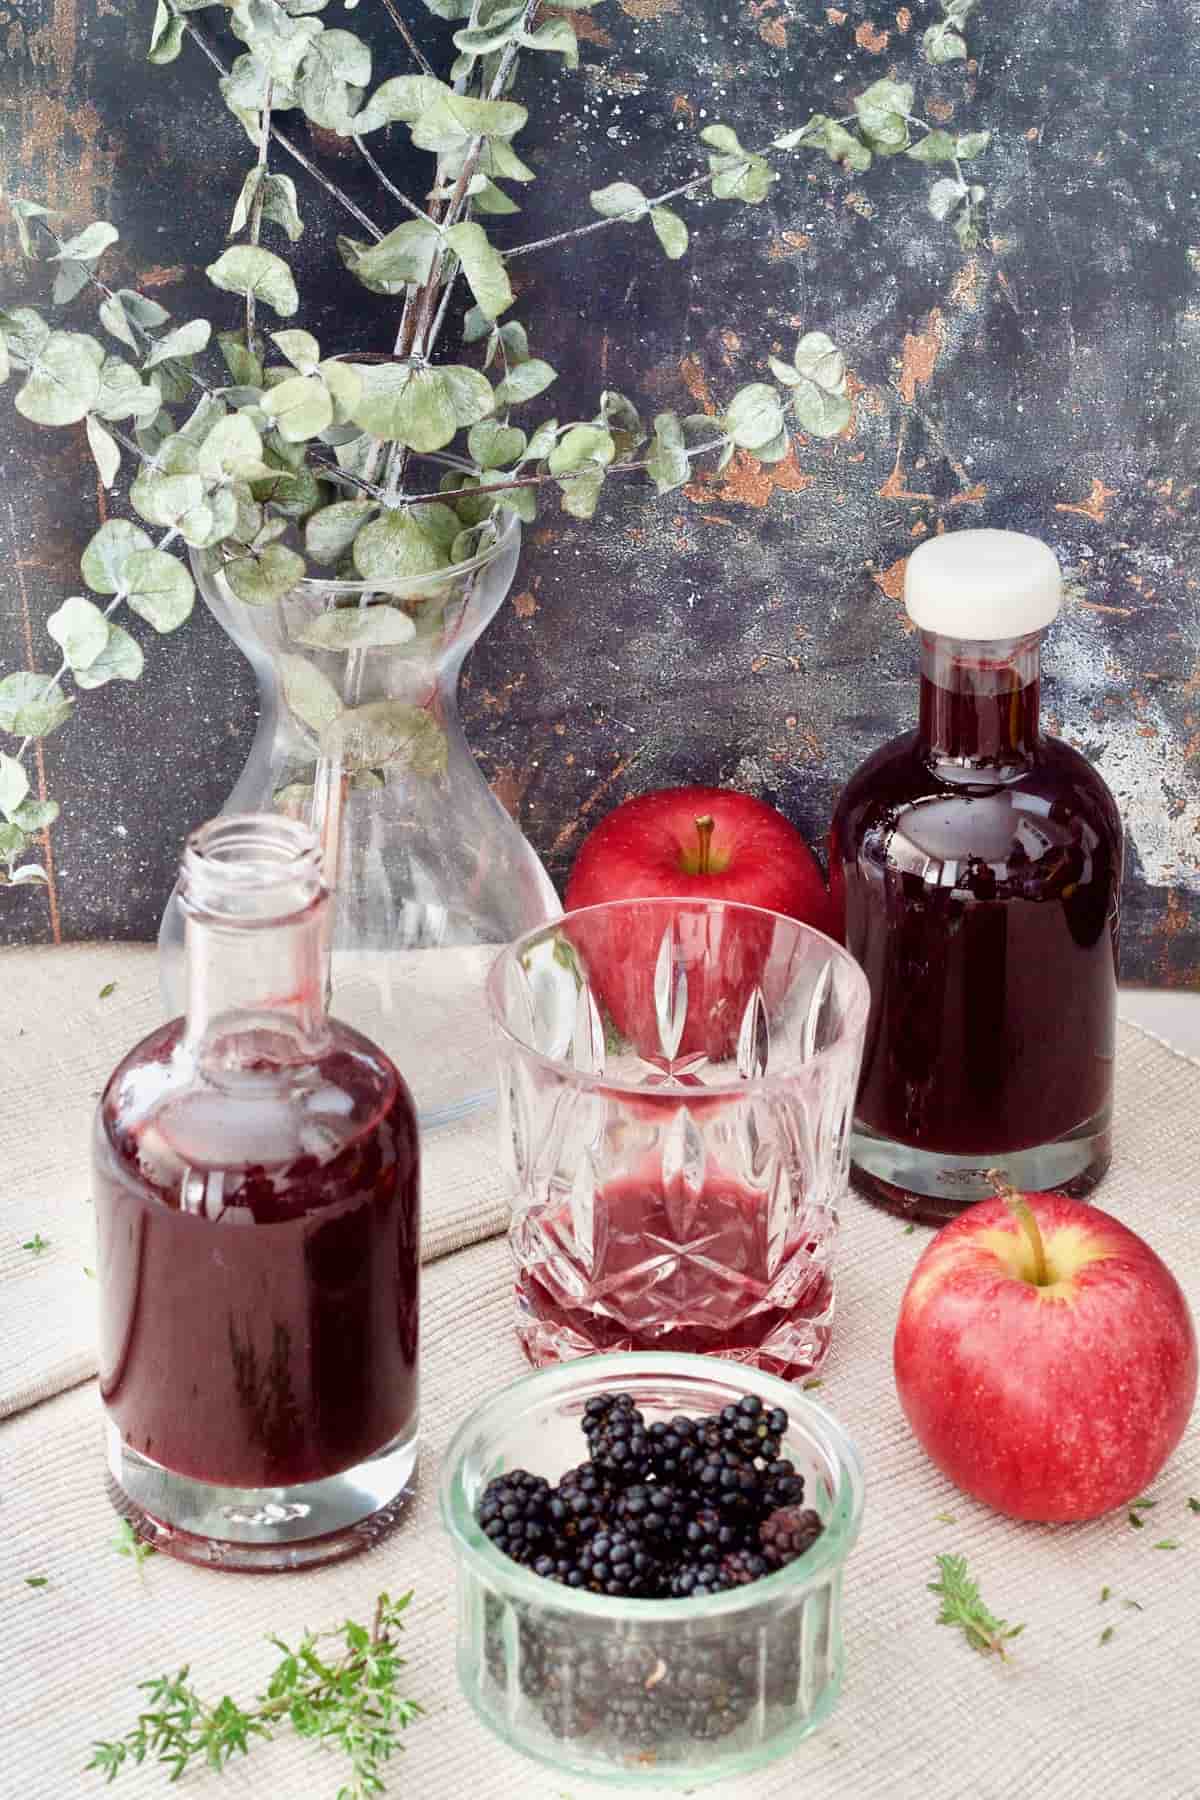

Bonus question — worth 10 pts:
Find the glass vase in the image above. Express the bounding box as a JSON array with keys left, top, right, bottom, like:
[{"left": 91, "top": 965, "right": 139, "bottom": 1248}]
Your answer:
[{"left": 159, "top": 512, "right": 560, "bottom": 1129}]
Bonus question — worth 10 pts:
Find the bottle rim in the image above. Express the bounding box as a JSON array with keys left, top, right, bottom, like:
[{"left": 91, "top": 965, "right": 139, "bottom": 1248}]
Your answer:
[{"left": 180, "top": 813, "right": 325, "bottom": 921}]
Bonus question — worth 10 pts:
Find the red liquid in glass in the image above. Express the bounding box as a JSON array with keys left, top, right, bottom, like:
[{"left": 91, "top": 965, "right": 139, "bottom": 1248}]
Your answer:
[
  {"left": 95, "top": 1019, "right": 419, "bottom": 1490},
  {"left": 514, "top": 1164, "right": 831, "bottom": 1380},
  {"left": 830, "top": 671, "right": 1121, "bottom": 1168}
]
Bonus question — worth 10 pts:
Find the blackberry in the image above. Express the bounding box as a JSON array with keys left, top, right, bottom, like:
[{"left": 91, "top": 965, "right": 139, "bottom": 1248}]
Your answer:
[
  {"left": 577, "top": 1527, "right": 665, "bottom": 1597},
  {"left": 540, "top": 1691, "right": 598, "bottom": 1739},
  {"left": 760, "top": 1458, "right": 806, "bottom": 1512},
  {"left": 582, "top": 1392, "right": 651, "bottom": 1483},
  {"left": 660, "top": 1645, "right": 754, "bottom": 1739},
  {"left": 614, "top": 1481, "right": 688, "bottom": 1543},
  {"left": 690, "top": 1446, "right": 761, "bottom": 1517},
  {"left": 759, "top": 1504, "right": 823, "bottom": 1568},
  {"left": 646, "top": 1414, "right": 701, "bottom": 1483},
  {"left": 477, "top": 1469, "right": 552, "bottom": 1567},
  {"left": 705, "top": 1396, "right": 790, "bottom": 1464},
  {"left": 668, "top": 1559, "right": 730, "bottom": 1597},
  {"left": 548, "top": 1461, "right": 613, "bottom": 1541},
  {"left": 718, "top": 1547, "right": 772, "bottom": 1586},
  {"left": 683, "top": 1504, "right": 751, "bottom": 1563}
]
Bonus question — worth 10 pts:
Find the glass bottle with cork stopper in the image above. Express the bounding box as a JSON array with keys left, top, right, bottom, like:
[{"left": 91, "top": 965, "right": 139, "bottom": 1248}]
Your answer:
[
  {"left": 829, "top": 528, "right": 1123, "bottom": 1222},
  {"left": 93, "top": 813, "right": 420, "bottom": 1568}
]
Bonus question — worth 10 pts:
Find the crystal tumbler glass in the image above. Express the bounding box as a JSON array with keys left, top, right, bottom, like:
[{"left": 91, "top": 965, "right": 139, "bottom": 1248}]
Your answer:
[
  {"left": 487, "top": 900, "right": 869, "bottom": 1377},
  {"left": 441, "top": 1352, "right": 865, "bottom": 1787}
]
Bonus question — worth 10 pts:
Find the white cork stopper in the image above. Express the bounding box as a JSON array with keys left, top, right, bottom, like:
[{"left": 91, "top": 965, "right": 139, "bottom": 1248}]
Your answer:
[{"left": 904, "top": 529, "right": 1062, "bottom": 639}]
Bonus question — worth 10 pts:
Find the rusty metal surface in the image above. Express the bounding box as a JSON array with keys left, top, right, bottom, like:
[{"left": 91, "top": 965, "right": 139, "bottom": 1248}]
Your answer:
[{"left": 1, "top": 0, "right": 1198, "bottom": 982}]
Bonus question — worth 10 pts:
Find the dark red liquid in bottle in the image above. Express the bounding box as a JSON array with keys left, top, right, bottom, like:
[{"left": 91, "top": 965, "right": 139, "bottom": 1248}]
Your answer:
[
  {"left": 830, "top": 642, "right": 1121, "bottom": 1220},
  {"left": 95, "top": 1019, "right": 419, "bottom": 1490}
]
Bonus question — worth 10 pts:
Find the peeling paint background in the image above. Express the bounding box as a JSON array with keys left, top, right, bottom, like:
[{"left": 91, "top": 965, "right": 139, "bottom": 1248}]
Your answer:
[{"left": 2, "top": 0, "right": 1199, "bottom": 982}]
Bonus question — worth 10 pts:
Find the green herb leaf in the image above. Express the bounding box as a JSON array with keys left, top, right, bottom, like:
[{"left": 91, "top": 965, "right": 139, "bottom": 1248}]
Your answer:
[
  {"left": 1099, "top": 1624, "right": 1115, "bottom": 1646},
  {"left": 22, "top": 1233, "right": 50, "bottom": 1254},
  {"left": 1188, "top": 1498, "right": 1200, "bottom": 1515},
  {"left": 24, "top": 1576, "right": 49, "bottom": 1589},
  {"left": 929, "top": 1554, "right": 1024, "bottom": 1659},
  {"left": 1100, "top": 1586, "right": 1111, "bottom": 1603},
  {"left": 1152, "top": 1540, "right": 1181, "bottom": 1551},
  {"left": 111, "top": 1518, "right": 157, "bottom": 1572}
]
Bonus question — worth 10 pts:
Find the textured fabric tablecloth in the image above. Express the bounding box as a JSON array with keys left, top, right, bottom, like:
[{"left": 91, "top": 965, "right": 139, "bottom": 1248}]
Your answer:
[{"left": 1, "top": 945, "right": 1198, "bottom": 1800}]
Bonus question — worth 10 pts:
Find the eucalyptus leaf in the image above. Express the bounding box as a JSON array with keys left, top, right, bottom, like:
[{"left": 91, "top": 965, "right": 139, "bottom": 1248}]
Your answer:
[
  {"left": 8, "top": 200, "right": 55, "bottom": 260},
  {"left": 291, "top": 606, "right": 416, "bottom": 651},
  {"left": 650, "top": 206, "right": 688, "bottom": 259},
  {"left": 304, "top": 498, "right": 377, "bottom": 562},
  {"left": 225, "top": 542, "right": 307, "bottom": 605},
  {"left": 644, "top": 412, "right": 690, "bottom": 494},
  {"left": 0, "top": 753, "right": 31, "bottom": 821},
  {"left": 444, "top": 220, "right": 513, "bottom": 319},
  {"left": 928, "top": 177, "right": 963, "bottom": 222},
  {"left": 439, "top": 363, "right": 495, "bottom": 428},
  {"left": 218, "top": 331, "right": 265, "bottom": 387},
  {"left": 98, "top": 295, "right": 140, "bottom": 351},
  {"left": 349, "top": 363, "right": 454, "bottom": 451},
  {"left": 250, "top": 457, "right": 324, "bottom": 518},
  {"left": 853, "top": 78, "right": 913, "bottom": 155},
  {"left": 523, "top": 417, "right": 558, "bottom": 462},
  {"left": 493, "top": 358, "right": 556, "bottom": 407},
  {"left": 468, "top": 420, "right": 526, "bottom": 469},
  {"left": 709, "top": 149, "right": 775, "bottom": 204},
  {"left": 86, "top": 414, "right": 121, "bottom": 487},
  {"left": 479, "top": 470, "right": 535, "bottom": 522},
  {"left": 820, "top": 120, "right": 873, "bottom": 172},
  {"left": 129, "top": 467, "right": 206, "bottom": 530},
  {"left": 350, "top": 221, "right": 439, "bottom": 290},
  {"left": 319, "top": 360, "right": 361, "bottom": 423},
  {"left": 590, "top": 181, "right": 648, "bottom": 220},
  {"left": 15, "top": 331, "right": 103, "bottom": 425},
  {"left": 198, "top": 412, "right": 271, "bottom": 479},
  {"left": 791, "top": 381, "right": 851, "bottom": 437},
  {"left": 273, "top": 328, "right": 321, "bottom": 373},
  {"left": 956, "top": 130, "right": 991, "bottom": 160},
  {"left": 261, "top": 372, "right": 334, "bottom": 441},
  {"left": 73, "top": 623, "right": 145, "bottom": 689},
  {"left": 349, "top": 73, "right": 447, "bottom": 135},
  {"left": 557, "top": 461, "right": 606, "bottom": 520},
  {"left": 453, "top": 5, "right": 524, "bottom": 55},
  {"left": 924, "top": 21, "right": 967, "bottom": 63},
  {"left": 793, "top": 330, "right": 846, "bottom": 392},
  {"left": 723, "top": 382, "right": 785, "bottom": 451},
  {"left": 322, "top": 701, "right": 447, "bottom": 776},
  {"left": 148, "top": 0, "right": 185, "bottom": 65},
  {"left": 0, "top": 672, "right": 73, "bottom": 738},
  {"left": 7, "top": 863, "right": 49, "bottom": 885},
  {"left": 472, "top": 178, "right": 520, "bottom": 216},
  {"left": 206, "top": 246, "right": 299, "bottom": 317},
  {"left": 548, "top": 423, "right": 615, "bottom": 475},
  {"left": 280, "top": 653, "right": 344, "bottom": 735},
  {"left": 297, "top": 28, "right": 371, "bottom": 129},
  {"left": 144, "top": 319, "right": 212, "bottom": 369},
  {"left": 11, "top": 797, "right": 60, "bottom": 832},
  {"left": 410, "top": 93, "right": 527, "bottom": 153},
  {"left": 124, "top": 548, "right": 196, "bottom": 631},
  {"left": 521, "top": 17, "right": 577, "bottom": 65},
  {"left": 0, "top": 307, "right": 50, "bottom": 366},
  {"left": 81, "top": 519, "right": 154, "bottom": 594},
  {"left": 480, "top": 138, "right": 536, "bottom": 183},
  {"left": 52, "top": 260, "right": 92, "bottom": 306},
  {"left": 906, "top": 129, "right": 957, "bottom": 164},
  {"left": 51, "top": 221, "right": 119, "bottom": 263},
  {"left": 118, "top": 290, "right": 170, "bottom": 329},
  {"left": 259, "top": 172, "right": 305, "bottom": 241},
  {"left": 95, "top": 355, "right": 161, "bottom": 422},
  {"left": 0, "top": 824, "right": 27, "bottom": 864},
  {"left": 352, "top": 509, "right": 449, "bottom": 580}
]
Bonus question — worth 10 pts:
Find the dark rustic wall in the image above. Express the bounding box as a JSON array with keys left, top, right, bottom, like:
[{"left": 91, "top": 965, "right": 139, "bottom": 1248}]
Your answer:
[{"left": 2, "top": 0, "right": 1199, "bottom": 981}]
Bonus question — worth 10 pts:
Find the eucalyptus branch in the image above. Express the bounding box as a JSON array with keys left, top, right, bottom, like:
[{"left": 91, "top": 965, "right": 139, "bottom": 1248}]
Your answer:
[
  {"left": 378, "top": 0, "right": 437, "bottom": 79},
  {"left": 244, "top": 83, "right": 274, "bottom": 358},
  {"left": 182, "top": 21, "right": 385, "bottom": 243},
  {"left": 399, "top": 437, "right": 730, "bottom": 505}
]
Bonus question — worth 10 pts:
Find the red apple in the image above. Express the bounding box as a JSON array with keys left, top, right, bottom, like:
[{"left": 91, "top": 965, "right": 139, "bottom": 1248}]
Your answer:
[
  {"left": 893, "top": 1186, "right": 1197, "bottom": 1523},
  {"left": 565, "top": 785, "right": 837, "bottom": 932},
  {"left": 563, "top": 786, "right": 838, "bottom": 1062}
]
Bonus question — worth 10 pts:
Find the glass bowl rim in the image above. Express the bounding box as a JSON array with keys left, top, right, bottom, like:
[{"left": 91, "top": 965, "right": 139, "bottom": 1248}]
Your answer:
[
  {"left": 438, "top": 1350, "right": 866, "bottom": 1624},
  {"left": 485, "top": 897, "right": 870, "bottom": 1099},
  {"left": 191, "top": 506, "right": 520, "bottom": 602}
]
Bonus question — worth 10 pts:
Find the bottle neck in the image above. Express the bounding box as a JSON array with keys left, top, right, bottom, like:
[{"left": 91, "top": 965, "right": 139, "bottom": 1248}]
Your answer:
[
  {"left": 918, "top": 631, "right": 1043, "bottom": 764},
  {"left": 179, "top": 816, "right": 330, "bottom": 1066}
]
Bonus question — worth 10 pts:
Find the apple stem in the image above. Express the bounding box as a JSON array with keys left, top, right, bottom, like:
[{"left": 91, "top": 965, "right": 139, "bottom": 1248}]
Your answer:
[
  {"left": 987, "top": 1167, "right": 1049, "bottom": 1287},
  {"left": 693, "top": 814, "right": 716, "bottom": 877}
]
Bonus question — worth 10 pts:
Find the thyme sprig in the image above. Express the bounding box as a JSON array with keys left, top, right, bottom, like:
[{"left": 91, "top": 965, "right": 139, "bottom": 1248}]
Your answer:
[
  {"left": 88, "top": 1590, "right": 422, "bottom": 1793},
  {"left": 929, "top": 1554, "right": 1024, "bottom": 1660}
]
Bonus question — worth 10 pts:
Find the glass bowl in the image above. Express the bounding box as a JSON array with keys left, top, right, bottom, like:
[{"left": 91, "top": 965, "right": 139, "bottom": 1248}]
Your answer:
[{"left": 439, "top": 1352, "right": 865, "bottom": 1788}]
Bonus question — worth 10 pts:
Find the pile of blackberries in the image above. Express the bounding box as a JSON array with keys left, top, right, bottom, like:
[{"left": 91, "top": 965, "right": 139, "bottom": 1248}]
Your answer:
[
  {"left": 476, "top": 1389, "right": 824, "bottom": 1600},
  {"left": 477, "top": 1391, "right": 826, "bottom": 1751}
]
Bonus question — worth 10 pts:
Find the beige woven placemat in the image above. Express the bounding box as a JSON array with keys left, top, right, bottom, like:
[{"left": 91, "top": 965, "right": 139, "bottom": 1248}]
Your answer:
[
  {"left": 0, "top": 943, "right": 510, "bottom": 1418},
  {"left": 0, "top": 1018, "right": 1197, "bottom": 1799}
]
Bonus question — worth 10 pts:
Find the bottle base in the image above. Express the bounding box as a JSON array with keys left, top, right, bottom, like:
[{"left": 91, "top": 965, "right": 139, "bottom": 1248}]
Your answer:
[
  {"left": 849, "top": 1111, "right": 1112, "bottom": 1225},
  {"left": 105, "top": 1418, "right": 419, "bottom": 1572}
]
